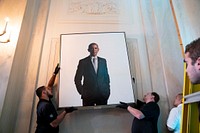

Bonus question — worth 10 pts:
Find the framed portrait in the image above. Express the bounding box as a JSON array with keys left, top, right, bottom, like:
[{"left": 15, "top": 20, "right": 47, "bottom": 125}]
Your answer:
[{"left": 59, "top": 32, "right": 135, "bottom": 107}]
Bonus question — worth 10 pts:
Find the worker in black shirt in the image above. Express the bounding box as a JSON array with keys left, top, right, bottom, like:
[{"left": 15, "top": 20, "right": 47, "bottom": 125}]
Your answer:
[
  {"left": 35, "top": 64, "right": 77, "bottom": 133},
  {"left": 118, "top": 92, "right": 160, "bottom": 133}
]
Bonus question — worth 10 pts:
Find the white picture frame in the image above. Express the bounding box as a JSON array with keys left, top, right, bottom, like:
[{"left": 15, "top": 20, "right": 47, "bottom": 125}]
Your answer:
[{"left": 59, "top": 32, "right": 135, "bottom": 107}]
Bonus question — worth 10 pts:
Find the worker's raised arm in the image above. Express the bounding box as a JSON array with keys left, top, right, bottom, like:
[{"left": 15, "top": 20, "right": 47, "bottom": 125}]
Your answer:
[{"left": 48, "top": 63, "right": 60, "bottom": 87}]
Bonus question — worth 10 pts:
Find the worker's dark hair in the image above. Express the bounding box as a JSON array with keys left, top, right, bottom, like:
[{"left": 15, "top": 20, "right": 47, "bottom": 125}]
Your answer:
[
  {"left": 185, "top": 38, "right": 200, "bottom": 65},
  {"left": 36, "top": 86, "right": 45, "bottom": 98},
  {"left": 151, "top": 92, "right": 160, "bottom": 103}
]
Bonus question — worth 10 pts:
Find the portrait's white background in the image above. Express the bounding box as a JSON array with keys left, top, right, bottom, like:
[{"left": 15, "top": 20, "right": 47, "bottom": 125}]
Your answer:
[{"left": 60, "top": 32, "right": 135, "bottom": 107}]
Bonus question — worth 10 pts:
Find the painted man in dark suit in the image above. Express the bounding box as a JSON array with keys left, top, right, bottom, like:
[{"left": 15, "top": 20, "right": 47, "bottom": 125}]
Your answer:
[{"left": 74, "top": 42, "right": 110, "bottom": 106}]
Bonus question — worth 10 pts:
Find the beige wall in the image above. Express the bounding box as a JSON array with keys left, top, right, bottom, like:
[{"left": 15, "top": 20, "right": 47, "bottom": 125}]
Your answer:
[
  {"left": 0, "top": 0, "right": 50, "bottom": 132},
  {"left": 1, "top": 0, "right": 199, "bottom": 133},
  {"left": 173, "top": 0, "right": 200, "bottom": 45},
  {"left": 0, "top": 0, "right": 27, "bottom": 117}
]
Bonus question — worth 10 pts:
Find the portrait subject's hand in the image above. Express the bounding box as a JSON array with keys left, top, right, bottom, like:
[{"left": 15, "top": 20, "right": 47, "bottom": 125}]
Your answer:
[
  {"left": 54, "top": 63, "right": 60, "bottom": 75},
  {"left": 65, "top": 107, "right": 77, "bottom": 113}
]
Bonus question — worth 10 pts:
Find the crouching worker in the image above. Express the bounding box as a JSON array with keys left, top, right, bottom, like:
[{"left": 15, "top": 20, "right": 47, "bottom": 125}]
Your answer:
[{"left": 35, "top": 64, "right": 77, "bottom": 133}]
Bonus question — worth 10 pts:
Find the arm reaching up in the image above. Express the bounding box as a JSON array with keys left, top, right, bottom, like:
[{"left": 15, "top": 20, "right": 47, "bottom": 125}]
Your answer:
[{"left": 48, "top": 63, "right": 60, "bottom": 87}]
